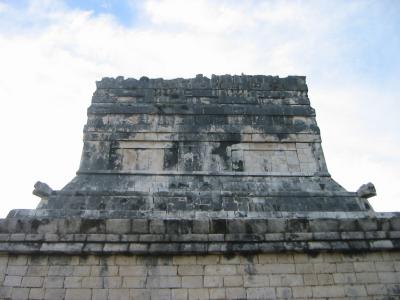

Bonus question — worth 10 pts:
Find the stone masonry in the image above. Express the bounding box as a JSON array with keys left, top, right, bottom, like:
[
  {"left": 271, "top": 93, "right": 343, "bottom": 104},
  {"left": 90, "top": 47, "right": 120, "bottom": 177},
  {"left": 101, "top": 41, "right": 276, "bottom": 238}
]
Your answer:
[
  {"left": 1, "top": 252, "right": 400, "bottom": 300},
  {"left": 13, "top": 74, "right": 372, "bottom": 217},
  {"left": 1, "top": 75, "right": 399, "bottom": 299}
]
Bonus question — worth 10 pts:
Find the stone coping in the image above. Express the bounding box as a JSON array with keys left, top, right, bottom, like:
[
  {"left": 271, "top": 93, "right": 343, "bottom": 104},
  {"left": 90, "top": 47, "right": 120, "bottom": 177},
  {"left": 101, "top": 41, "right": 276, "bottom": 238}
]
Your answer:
[
  {"left": 0, "top": 214, "right": 399, "bottom": 255},
  {"left": 8, "top": 210, "right": 384, "bottom": 219},
  {"left": 96, "top": 75, "right": 307, "bottom": 91}
]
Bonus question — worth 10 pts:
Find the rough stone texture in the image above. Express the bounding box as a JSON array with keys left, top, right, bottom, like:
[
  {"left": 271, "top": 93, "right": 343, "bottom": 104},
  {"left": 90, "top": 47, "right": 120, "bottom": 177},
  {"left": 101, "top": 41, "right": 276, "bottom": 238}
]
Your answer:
[
  {"left": 1, "top": 214, "right": 400, "bottom": 255},
  {"left": 11, "top": 75, "right": 372, "bottom": 217},
  {"left": 1, "top": 75, "right": 398, "bottom": 299},
  {"left": 0, "top": 252, "right": 400, "bottom": 299}
]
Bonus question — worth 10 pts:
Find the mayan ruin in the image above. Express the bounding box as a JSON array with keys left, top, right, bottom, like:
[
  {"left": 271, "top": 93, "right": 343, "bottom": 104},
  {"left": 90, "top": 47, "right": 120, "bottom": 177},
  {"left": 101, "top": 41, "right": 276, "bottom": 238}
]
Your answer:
[{"left": 0, "top": 74, "right": 399, "bottom": 300}]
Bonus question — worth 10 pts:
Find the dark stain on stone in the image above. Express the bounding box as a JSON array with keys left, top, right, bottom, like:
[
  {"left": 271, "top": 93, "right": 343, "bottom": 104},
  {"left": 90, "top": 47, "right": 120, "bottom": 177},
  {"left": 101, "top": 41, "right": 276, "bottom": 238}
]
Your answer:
[
  {"left": 212, "top": 219, "right": 227, "bottom": 234},
  {"left": 30, "top": 219, "right": 50, "bottom": 233},
  {"left": 232, "top": 160, "right": 244, "bottom": 172},
  {"left": 163, "top": 142, "right": 179, "bottom": 170},
  {"left": 80, "top": 219, "right": 105, "bottom": 233},
  {"left": 211, "top": 141, "right": 238, "bottom": 162}
]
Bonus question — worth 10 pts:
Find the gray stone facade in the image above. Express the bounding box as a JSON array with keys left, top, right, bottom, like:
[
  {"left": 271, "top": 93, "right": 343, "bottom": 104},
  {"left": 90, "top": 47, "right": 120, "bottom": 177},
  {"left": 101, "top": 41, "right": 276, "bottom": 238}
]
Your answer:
[
  {"left": 11, "top": 75, "right": 372, "bottom": 217},
  {"left": 1, "top": 252, "right": 400, "bottom": 300},
  {"left": 1, "top": 74, "right": 398, "bottom": 299}
]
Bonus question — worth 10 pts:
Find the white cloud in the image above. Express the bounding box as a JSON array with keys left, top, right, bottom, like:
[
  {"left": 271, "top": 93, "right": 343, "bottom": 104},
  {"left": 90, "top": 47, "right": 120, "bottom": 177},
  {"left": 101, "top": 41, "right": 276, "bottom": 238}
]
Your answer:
[
  {"left": 0, "top": 0, "right": 398, "bottom": 216},
  {"left": 0, "top": 2, "right": 9, "bottom": 13}
]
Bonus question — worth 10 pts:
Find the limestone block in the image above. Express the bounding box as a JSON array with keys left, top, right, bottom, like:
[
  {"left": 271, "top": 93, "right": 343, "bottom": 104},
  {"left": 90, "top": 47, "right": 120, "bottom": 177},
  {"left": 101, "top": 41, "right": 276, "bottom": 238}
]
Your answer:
[
  {"left": 366, "top": 284, "right": 388, "bottom": 295},
  {"left": 29, "top": 288, "right": 45, "bottom": 299},
  {"left": 115, "top": 255, "right": 136, "bottom": 265},
  {"left": 106, "top": 219, "right": 131, "bottom": 234},
  {"left": 8, "top": 255, "right": 28, "bottom": 266},
  {"left": 108, "top": 289, "right": 129, "bottom": 300},
  {"left": 313, "top": 262, "right": 337, "bottom": 273},
  {"left": 277, "top": 287, "right": 293, "bottom": 298},
  {"left": 223, "top": 275, "right": 243, "bottom": 287},
  {"left": 204, "top": 265, "right": 236, "bottom": 276},
  {"left": 119, "top": 265, "right": 147, "bottom": 276},
  {"left": 44, "top": 288, "right": 65, "bottom": 300},
  {"left": 64, "top": 276, "right": 83, "bottom": 288},
  {"left": 6, "top": 265, "right": 28, "bottom": 276},
  {"left": 356, "top": 272, "right": 379, "bottom": 283},
  {"left": 182, "top": 276, "right": 203, "bottom": 288},
  {"left": 172, "top": 288, "right": 188, "bottom": 300},
  {"left": 48, "top": 266, "right": 73, "bottom": 276},
  {"left": 188, "top": 288, "right": 209, "bottom": 300},
  {"left": 26, "top": 265, "right": 48, "bottom": 276},
  {"left": 3, "top": 275, "right": 22, "bottom": 287},
  {"left": 11, "top": 287, "right": 29, "bottom": 299},
  {"left": 243, "top": 275, "right": 269, "bottom": 287},
  {"left": 336, "top": 262, "right": 354, "bottom": 273},
  {"left": 197, "top": 255, "right": 219, "bottom": 265},
  {"left": 103, "top": 277, "right": 122, "bottom": 288},
  {"left": 270, "top": 274, "right": 303, "bottom": 286},
  {"left": 354, "top": 262, "right": 376, "bottom": 272},
  {"left": 295, "top": 263, "right": 314, "bottom": 274},
  {"left": 131, "top": 219, "right": 149, "bottom": 233},
  {"left": 204, "top": 275, "right": 223, "bottom": 288},
  {"left": 43, "top": 276, "right": 64, "bottom": 288},
  {"left": 316, "top": 274, "right": 334, "bottom": 285},
  {"left": 90, "top": 266, "right": 118, "bottom": 276},
  {"left": 173, "top": 256, "right": 197, "bottom": 265},
  {"left": 122, "top": 276, "right": 145, "bottom": 288},
  {"left": 246, "top": 287, "right": 276, "bottom": 299},
  {"left": 92, "top": 289, "right": 109, "bottom": 300},
  {"left": 292, "top": 286, "right": 313, "bottom": 298},
  {"left": 312, "top": 285, "right": 345, "bottom": 298},
  {"left": 344, "top": 284, "right": 368, "bottom": 297},
  {"left": 148, "top": 266, "right": 177, "bottom": 276},
  {"left": 209, "top": 288, "right": 226, "bottom": 299},
  {"left": 146, "top": 276, "right": 181, "bottom": 288},
  {"left": 178, "top": 265, "right": 203, "bottom": 276},
  {"left": 333, "top": 273, "right": 356, "bottom": 284},
  {"left": 20, "top": 276, "right": 44, "bottom": 287},
  {"left": 65, "top": 288, "right": 91, "bottom": 300},
  {"left": 378, "top": 272, "right": 400, "bottom": 283}
]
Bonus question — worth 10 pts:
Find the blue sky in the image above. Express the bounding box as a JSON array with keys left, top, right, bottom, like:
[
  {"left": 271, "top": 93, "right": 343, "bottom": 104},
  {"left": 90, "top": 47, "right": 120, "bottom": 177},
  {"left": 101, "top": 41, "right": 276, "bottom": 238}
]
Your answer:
[
  {"left": 65, "top": 0, "right": 138, "bottom": 26},
  {"left": 0, "top": 0, "right": 399, "bottom": 216}
]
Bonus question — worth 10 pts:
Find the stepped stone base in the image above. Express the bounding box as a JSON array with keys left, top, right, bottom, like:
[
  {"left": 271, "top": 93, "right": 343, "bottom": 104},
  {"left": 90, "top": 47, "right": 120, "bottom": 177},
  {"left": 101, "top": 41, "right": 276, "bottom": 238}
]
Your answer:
[
  {"left": 1, "top": 252, "right": 400, "bottom": 299},
  {"left": 1, "top": 214, "right": 400, "bottom": 299}
]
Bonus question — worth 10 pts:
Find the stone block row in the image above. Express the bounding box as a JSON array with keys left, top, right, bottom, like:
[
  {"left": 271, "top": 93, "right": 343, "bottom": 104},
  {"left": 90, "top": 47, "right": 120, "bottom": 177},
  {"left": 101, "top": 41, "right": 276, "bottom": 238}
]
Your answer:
[
  {"left": 1, "top": 252, "right": 400, "bottom": 299},
  {"left": 1, "top": 216, "right": 399, "bottom": 235}
]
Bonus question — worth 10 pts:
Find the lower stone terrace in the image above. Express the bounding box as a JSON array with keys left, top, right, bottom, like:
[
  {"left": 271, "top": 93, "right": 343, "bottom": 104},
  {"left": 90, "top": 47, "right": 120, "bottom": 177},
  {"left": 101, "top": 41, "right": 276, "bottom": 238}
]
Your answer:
[{"left": 0, "top": 251, "right": 399, "bottom": 299}]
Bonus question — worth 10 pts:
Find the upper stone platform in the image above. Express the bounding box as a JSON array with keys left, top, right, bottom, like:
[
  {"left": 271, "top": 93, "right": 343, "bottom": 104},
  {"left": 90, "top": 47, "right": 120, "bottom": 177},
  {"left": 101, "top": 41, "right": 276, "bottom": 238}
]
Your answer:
[{"left": 11, "top": 75, "right": 373, "bottom": 218}]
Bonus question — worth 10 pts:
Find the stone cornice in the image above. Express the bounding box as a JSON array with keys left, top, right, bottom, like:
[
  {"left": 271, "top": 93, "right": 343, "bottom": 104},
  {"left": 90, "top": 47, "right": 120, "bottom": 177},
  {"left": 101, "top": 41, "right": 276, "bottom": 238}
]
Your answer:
[{"left": 1, "top": 214, "right": 399, "bottom": 255}]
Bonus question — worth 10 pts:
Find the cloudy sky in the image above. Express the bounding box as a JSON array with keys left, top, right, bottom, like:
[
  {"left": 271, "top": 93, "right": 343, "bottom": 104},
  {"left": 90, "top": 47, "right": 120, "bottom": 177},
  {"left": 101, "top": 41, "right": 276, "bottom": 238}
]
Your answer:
[{"left": 0, "top": 0, "right": 399, "bottom": 217}]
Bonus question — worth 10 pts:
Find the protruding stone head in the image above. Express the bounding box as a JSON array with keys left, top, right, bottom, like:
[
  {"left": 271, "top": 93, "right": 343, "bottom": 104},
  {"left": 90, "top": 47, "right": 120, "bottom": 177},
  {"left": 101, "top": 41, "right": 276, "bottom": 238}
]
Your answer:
[
  {"left": 32, "top": 181, "right": 53, "bottom": 198},
  {"left": 357, "top": 182, "right": 377, "bottom": 199}
]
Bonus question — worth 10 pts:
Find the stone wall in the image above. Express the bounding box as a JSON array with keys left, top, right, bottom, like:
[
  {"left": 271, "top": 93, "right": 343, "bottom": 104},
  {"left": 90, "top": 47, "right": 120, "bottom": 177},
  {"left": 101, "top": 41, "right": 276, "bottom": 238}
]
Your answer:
[
  {"left": 1, "top": 252, "right": 400, "bottom": 299},
  {"left": 18, "top": 74, "right": 369, "bottom": 216},
  {"left": 2, "top": 75, "right": 394, "bottom": 300},
  {"left": 1, "top": 214, "right": 400, "bottom": 299}
]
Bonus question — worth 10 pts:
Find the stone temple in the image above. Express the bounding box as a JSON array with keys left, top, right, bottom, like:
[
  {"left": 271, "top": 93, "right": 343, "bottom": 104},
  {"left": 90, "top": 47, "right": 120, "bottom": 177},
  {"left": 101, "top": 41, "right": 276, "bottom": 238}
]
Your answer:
[
  {"left": 1, "top": 75, "right": 399, "bottom": 300},
  {"left": 17, "top": 74, "right": 372, "bottom": 216}
]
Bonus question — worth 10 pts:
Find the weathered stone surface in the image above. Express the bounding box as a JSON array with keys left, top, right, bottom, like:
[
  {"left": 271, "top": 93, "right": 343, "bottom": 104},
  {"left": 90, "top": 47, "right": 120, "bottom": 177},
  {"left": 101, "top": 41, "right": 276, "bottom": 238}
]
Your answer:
[
  {"left": 0, "top": 252, "right": 398, "bottom": 299},
  {"left": 16, "top": 74, "right": 373, "bottom": 216},
  {"left": 1, "top": 75, "right": 397, "bottom": 299},
  {"left": 357, "top": 182, "right": 377, "bottom": 198},
  {"left": 32, "top": 182, "right": 53, "bottom": 199}
]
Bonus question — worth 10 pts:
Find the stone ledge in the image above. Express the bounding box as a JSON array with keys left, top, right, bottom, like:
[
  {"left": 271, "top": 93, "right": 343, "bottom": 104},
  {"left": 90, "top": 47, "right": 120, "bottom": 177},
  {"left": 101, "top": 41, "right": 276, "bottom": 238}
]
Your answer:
[
  {"left": 95, "top": 75, "right": 307, "bottom": 91},
  {"left": 8, "top": 209, "right": 384, "bottom": 219},
  {"left": 3, "top": 214, "right": 400, "bottom": 234},
  {"left": 0, "top": 239, "right": 398, "bottom": 255},
  {"left": 0, "top": 214, "right": 399, "bottom": 255}
]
